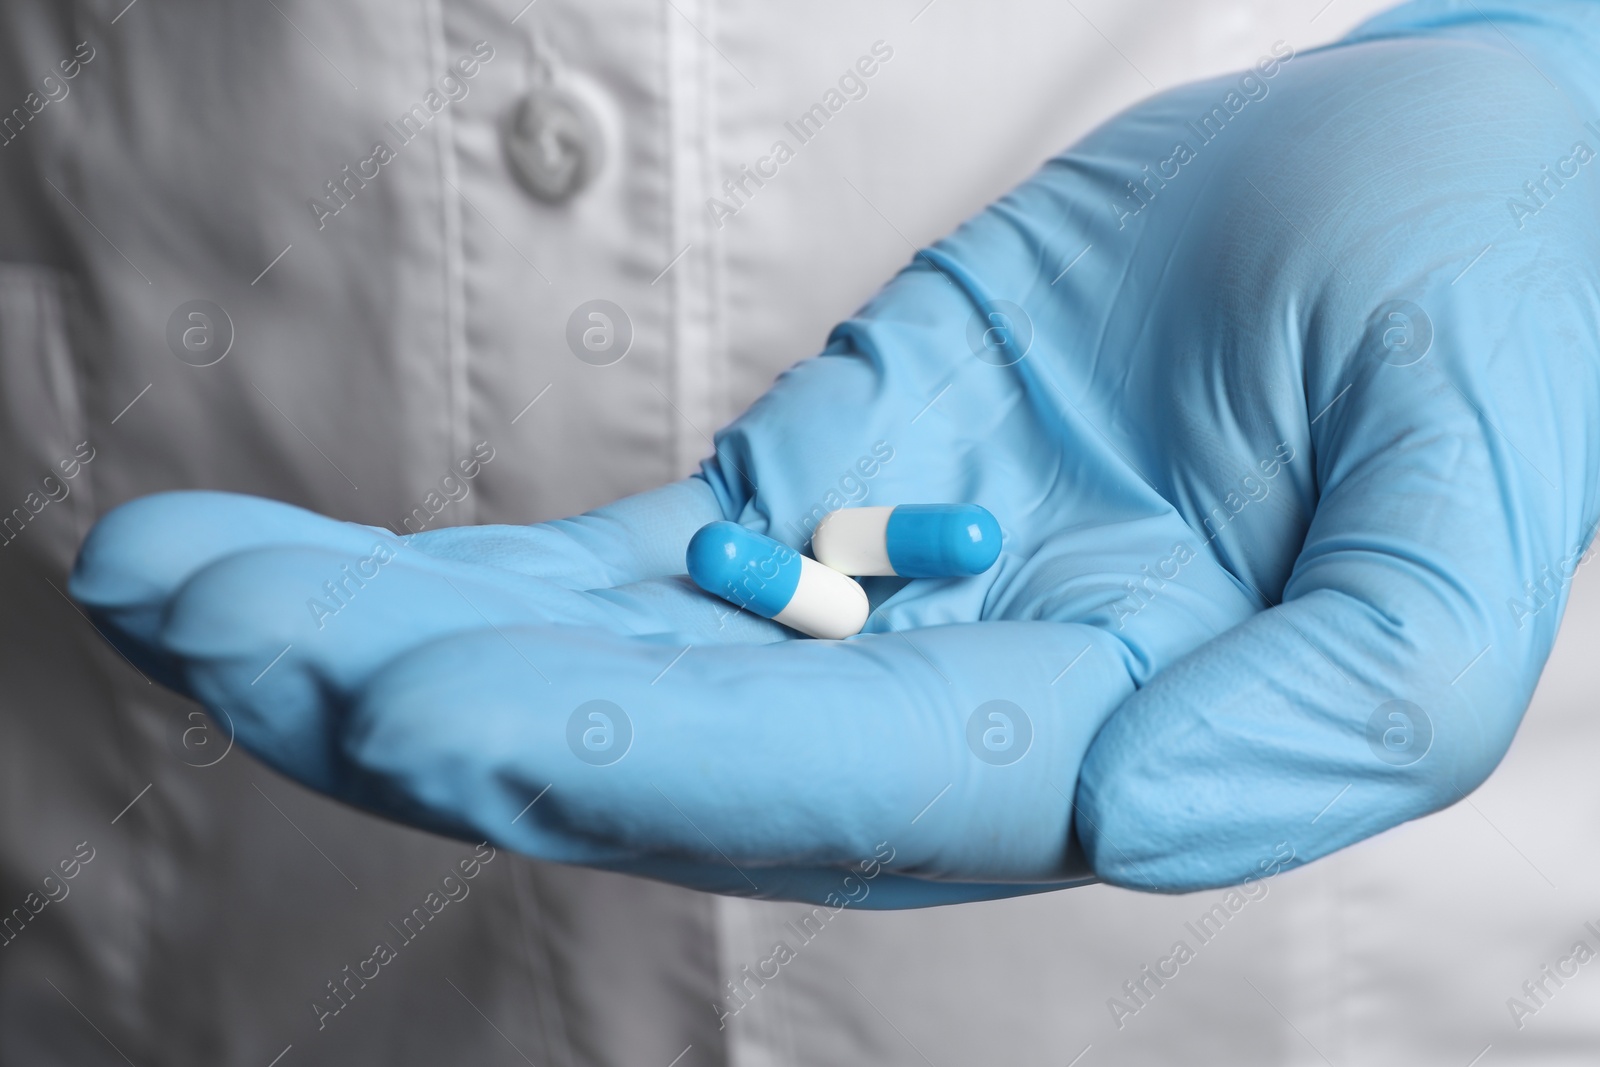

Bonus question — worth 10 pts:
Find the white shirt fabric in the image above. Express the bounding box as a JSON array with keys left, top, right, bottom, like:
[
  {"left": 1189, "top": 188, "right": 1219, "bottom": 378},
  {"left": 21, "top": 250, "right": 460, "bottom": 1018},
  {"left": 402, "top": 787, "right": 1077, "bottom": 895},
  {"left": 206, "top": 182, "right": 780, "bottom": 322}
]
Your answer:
[{"left": 5, "top": 0, "right": 1597, "bottom": 1063}]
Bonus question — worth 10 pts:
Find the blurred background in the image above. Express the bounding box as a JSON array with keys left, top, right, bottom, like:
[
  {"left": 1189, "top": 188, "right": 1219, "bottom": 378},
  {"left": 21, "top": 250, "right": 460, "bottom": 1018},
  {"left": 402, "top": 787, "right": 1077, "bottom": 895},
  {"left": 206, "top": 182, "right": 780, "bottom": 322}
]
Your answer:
[{"left": 5, "top": 0, "right": 1596, "bottom": 1063}]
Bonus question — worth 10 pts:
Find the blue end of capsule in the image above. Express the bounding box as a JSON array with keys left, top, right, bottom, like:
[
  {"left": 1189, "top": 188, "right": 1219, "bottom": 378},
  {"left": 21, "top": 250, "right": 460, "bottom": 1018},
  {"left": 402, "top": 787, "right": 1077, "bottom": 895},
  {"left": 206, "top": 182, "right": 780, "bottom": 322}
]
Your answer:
[
  {"left": 686, "top": 521, "right": 803, "bottom": 618},
  {"left": 884, "top": 505, "right": 1002, "bottom": 578}
]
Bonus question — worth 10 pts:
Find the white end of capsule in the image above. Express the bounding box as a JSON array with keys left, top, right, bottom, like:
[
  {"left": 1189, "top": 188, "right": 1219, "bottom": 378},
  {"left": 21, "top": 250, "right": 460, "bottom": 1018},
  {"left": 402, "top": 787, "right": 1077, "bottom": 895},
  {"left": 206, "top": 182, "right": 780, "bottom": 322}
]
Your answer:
[
  {"left": 773, "top": 555, "right": 870, "bottom": 640},
  {"left": 812, "top": 506, "right": 895, "bottom": 576}
]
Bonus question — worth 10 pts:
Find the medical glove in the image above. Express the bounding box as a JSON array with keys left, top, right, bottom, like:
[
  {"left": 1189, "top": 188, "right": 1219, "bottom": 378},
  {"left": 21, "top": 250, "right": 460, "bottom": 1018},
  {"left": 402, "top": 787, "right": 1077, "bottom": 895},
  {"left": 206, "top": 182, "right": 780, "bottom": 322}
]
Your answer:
[{"left": 71, "top": 1, "right": 1600, "bottom": 901}]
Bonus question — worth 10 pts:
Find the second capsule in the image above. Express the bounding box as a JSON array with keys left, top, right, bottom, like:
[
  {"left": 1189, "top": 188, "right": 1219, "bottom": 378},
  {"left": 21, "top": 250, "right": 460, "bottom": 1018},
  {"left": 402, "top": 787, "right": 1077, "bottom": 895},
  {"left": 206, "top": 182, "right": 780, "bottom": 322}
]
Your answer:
[{"left": 811, "top": 504, "right": 1002, "bottom": 578}]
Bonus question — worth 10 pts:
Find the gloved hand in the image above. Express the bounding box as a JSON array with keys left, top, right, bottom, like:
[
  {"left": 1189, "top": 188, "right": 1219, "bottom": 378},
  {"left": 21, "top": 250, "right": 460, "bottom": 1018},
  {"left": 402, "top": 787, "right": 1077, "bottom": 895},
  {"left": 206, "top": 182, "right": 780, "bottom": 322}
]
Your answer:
[{"left": 71, "top": 0, "right": 1600, "bottom": 903}]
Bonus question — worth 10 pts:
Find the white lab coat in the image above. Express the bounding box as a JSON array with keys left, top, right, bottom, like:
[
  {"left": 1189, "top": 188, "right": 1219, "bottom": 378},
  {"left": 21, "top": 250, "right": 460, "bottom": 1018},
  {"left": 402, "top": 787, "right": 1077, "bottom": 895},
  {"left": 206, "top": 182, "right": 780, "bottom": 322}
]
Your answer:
[{"left": 4, "top": 0, "right": 1597, "bottom": 1063}]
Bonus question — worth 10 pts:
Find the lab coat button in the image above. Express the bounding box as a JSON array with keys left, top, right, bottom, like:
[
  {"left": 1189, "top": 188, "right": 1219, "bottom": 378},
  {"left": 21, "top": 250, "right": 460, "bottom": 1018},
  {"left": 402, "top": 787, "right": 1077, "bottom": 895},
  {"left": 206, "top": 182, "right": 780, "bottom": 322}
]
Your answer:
[{"left": 505, "top": 84, "right": 603, "bottom": 203}]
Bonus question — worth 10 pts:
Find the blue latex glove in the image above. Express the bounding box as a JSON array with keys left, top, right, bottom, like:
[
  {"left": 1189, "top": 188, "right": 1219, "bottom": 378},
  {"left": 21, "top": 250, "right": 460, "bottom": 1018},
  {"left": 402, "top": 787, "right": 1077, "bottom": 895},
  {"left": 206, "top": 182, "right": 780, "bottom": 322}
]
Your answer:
[{"left": 72, "top": 0, "right": 1600, "bottom": 903}]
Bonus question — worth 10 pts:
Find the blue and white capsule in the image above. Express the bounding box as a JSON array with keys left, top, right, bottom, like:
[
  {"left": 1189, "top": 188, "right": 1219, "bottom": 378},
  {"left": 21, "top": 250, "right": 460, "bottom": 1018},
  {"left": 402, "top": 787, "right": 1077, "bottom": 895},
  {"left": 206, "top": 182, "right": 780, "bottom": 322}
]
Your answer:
[
  {"left": 811, "top": 504, "right": 1002, "bottom": 578},
  {"left": 686, "top": 521, "right": 869, "bottom": 640}
]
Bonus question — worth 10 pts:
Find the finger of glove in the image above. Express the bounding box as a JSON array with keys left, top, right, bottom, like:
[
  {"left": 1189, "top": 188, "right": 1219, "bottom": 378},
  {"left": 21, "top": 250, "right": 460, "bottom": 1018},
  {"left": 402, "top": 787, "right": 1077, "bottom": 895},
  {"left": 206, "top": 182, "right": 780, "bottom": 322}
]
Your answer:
[
  {"left": 403, "top": 477, "right": 724, "bottom": 590},
  {"left": 69, "top": 491, "right": 392, "bottom": 688},
  {"left": 159, "top": 542, "right": 616, "bottom": 790},
  {"left": 160, "top": 540, "right": 803, "bottom": 788},
  {"left": 336, "top": 620, "right": 1136, "bottom": 882},
  {"left": 1078, "top": 182, "right": 1600, "bottom": 892}
]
